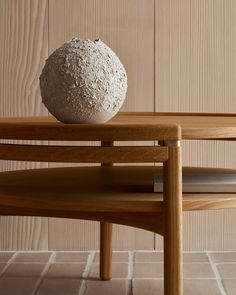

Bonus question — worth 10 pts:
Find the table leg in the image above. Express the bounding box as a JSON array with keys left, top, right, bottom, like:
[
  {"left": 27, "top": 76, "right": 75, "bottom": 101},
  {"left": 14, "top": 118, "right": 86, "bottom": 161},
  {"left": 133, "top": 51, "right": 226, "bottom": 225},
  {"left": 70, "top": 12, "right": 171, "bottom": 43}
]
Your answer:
[
  {"left": 100, "top": 221, "right": 113, "bottom": 280},
  {"left": 100, "top": 141, "right": 113, "bottom": 280},
  {"left": 163, "top": 142, "right": 183, "bottom": 295}
]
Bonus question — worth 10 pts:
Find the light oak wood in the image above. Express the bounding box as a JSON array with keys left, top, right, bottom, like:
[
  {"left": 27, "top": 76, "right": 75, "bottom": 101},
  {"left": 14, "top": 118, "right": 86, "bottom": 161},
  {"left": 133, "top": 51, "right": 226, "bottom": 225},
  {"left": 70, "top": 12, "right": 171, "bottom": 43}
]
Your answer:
[
  {"left": 100, "top": 141, "right": 113, "bottom": 280},
  {"left": 0, "top": 116, "right": 235, "bottom": 293},
  {"left": 0, "top": 166, "right": 164, "bottom": 214},
  {"left": 0, "top": 144, "right": 168, "bottom": 163},
  {"left": 0, "top": 0, "right": 49, "bottom": 250},
  {"left": 0, "top": 121, "right": 181, "bottom": 290},
  {"left": 0, "top": 119, "right": 181, "bottom": 141},
  {"left": 100, "top": 221, "right": 112, "bottom": 280},
  {"left": 111, "top": 113, "right": 236, "bottom": 140},
  {"left": 164, "top": 144, "right": 183, "bottom": 295},
  {"left": 0, "top": 166, "right": 235, "bottom": 214},
  {"left": 1, "top": 112, "right": 236, "bottom": 140},
  {"left": 0, "top": 114, "right": 235, "bottom": 254}
]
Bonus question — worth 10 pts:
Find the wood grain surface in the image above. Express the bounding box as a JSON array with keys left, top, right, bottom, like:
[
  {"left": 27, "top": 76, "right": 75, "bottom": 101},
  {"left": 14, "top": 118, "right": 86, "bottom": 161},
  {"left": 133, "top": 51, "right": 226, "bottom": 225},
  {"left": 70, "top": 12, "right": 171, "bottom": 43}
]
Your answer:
[
  {"left": 0, "top": 118, "right": 181, "bottom": 141},
  {"left": 0, "top": 0, "right": 48, "bottom": 250},
  {"left": 1, "top": 113, "right": 236, "bottom": 140},
  {"left": 0, "top": 166, "right": 236, "bottom": 214},
  {"left": 0, "top": 144, "right": 168, "bottom": 163},
  {"left": 155, "top": 0, "right": 236, "bottom": 250},
  {"left": 164, "top": 145, "right": 183, "bottom": 295}
]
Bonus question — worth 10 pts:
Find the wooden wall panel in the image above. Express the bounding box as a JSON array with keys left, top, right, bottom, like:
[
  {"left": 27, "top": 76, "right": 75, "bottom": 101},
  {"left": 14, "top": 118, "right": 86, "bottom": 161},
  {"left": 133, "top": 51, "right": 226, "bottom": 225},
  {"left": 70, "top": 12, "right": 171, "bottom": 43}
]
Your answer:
[
  {"left": 155, "top": 0, "right": 236, "bottom": 250},
  {"left": 0, "top": 0, "right": 49, "bottom": 250},
  {"left": 48, "top": 0, "right": 155, "bottom": 250},
  {"left": 1, "top": 0, "right": 235, "bottom": 251}
]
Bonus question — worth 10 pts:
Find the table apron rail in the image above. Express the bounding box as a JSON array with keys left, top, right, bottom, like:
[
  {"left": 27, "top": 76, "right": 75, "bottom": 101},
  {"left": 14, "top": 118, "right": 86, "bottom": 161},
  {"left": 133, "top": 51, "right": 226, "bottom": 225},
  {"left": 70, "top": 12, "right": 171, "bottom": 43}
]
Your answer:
[
  {"left": 0, "top": 144, "right": 168, "bottom": 163},
  {"left": 0, "top": 124, "right": 181, "bottom": 141}
]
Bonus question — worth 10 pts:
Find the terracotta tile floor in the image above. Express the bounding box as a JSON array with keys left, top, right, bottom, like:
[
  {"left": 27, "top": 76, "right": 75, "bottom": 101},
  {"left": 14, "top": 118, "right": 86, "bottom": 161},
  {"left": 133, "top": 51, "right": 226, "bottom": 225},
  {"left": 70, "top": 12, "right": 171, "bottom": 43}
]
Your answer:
[{"left": 0, "top": 251, "right": 235, "bottom": 294}]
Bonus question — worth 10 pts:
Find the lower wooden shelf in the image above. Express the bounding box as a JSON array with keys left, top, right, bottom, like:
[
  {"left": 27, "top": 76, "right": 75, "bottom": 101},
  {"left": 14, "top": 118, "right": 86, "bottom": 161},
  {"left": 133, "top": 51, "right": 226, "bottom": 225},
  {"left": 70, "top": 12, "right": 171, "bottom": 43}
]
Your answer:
[{"left": 0, "top": 166, "right": 235, "bottom": 217}]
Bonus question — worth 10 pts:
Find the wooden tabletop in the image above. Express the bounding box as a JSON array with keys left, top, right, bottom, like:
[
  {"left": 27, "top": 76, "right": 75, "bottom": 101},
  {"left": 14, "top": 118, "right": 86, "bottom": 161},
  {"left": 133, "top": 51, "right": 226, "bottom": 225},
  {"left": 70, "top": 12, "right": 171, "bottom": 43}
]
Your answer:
[
  {"left": 0, "top": 112, "right": 235, "bottom": 140},
  {"left": 112, "top": 112, "right": 236, "bottom": 140}
]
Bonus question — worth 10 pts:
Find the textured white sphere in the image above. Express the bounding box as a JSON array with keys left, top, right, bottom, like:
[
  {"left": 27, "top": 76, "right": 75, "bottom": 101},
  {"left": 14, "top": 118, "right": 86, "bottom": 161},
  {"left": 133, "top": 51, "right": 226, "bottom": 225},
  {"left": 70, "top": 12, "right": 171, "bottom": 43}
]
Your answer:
[{"left": 40, "top": 37, "right": 128, "bottom": 123}]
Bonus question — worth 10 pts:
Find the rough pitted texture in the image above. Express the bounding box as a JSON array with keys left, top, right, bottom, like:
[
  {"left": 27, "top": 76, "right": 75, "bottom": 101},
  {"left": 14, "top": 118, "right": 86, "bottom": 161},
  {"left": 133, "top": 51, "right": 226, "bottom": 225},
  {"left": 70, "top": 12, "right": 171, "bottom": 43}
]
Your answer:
[{"left": 40, "top": 37, "right": 128, "bottom": 123}]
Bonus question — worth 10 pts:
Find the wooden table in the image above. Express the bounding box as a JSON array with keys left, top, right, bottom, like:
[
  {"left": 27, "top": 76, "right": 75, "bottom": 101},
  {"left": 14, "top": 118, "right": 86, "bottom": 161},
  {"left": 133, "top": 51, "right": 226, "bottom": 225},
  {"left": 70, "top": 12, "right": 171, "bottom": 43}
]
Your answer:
[
  {"left": 1, "top": 112, "right": 236, "bottom": 140},
  {"left": 0, "top": 112, "right": 235, "bottom": 295}
]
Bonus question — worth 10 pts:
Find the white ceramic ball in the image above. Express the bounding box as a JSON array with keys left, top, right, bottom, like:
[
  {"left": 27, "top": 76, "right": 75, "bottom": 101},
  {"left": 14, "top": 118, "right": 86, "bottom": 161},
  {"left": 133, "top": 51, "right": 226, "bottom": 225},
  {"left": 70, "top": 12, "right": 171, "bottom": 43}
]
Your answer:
[{"left": 39, "top": 37, "right": 128, "bottom": 124}]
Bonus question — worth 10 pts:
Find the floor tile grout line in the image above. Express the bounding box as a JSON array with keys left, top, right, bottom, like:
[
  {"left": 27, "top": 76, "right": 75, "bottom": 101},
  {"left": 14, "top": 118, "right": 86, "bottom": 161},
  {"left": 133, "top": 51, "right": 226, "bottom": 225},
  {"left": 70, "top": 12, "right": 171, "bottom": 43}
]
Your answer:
[
  {"left": 1, "top": 250, "right": 236, "bottom": 295},
  {"left": 0, "top": 250, "right": 54, "bottom": 253},
  {"left": 79, "top": 251, "right": 96, "bottom": 295},
  {"left": 128, "top": 251, "right": 134, "bottom": 280},
  {"left": 131, "top": 277, "right": 220, "bottom": 280},
  {"left": 127, "top": 251, "right": 134, "bottom": 295},
  {"left": 207, "top": 252, "right": 227, "bottom": 295},
  {"left": 135, "top": 261, "right": 212, "bottom": 265},
  {"left": 0, "top": 261, "right": 89, "bottom": 265},
  {"left": 215, "top": 262, "right": 236, "bottom": 265},
  {"left": 0, "top": 252, "right": 18, "bottom": 277},
  {"left": 31, "top": 251, "right": 56, "bottom": 295}
]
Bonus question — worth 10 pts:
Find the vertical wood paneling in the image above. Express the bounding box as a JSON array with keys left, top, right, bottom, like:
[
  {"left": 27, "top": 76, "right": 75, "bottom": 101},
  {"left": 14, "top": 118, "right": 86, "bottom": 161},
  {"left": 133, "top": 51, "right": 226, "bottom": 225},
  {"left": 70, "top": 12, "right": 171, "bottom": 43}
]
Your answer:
[
  {"left": 48, "top": 0, "right": 155, "bottom": 250},
  {"left": 0, "top": 216, "right": 48, "bottom": 250},
  {"left": 155, "top": 0, "right": 236, "bottom": 250},
  {"left": 49, "top": 219, "right": 100, "bottom": 251},
  {"left": 155, "top": 0, "right": 236, "bottom": 112},
  {"left": 0, "top": 0, "right": 49, "bottom": 250},
  {"left": 1, "top": 0, "right": 235, "bottom": 251}
]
